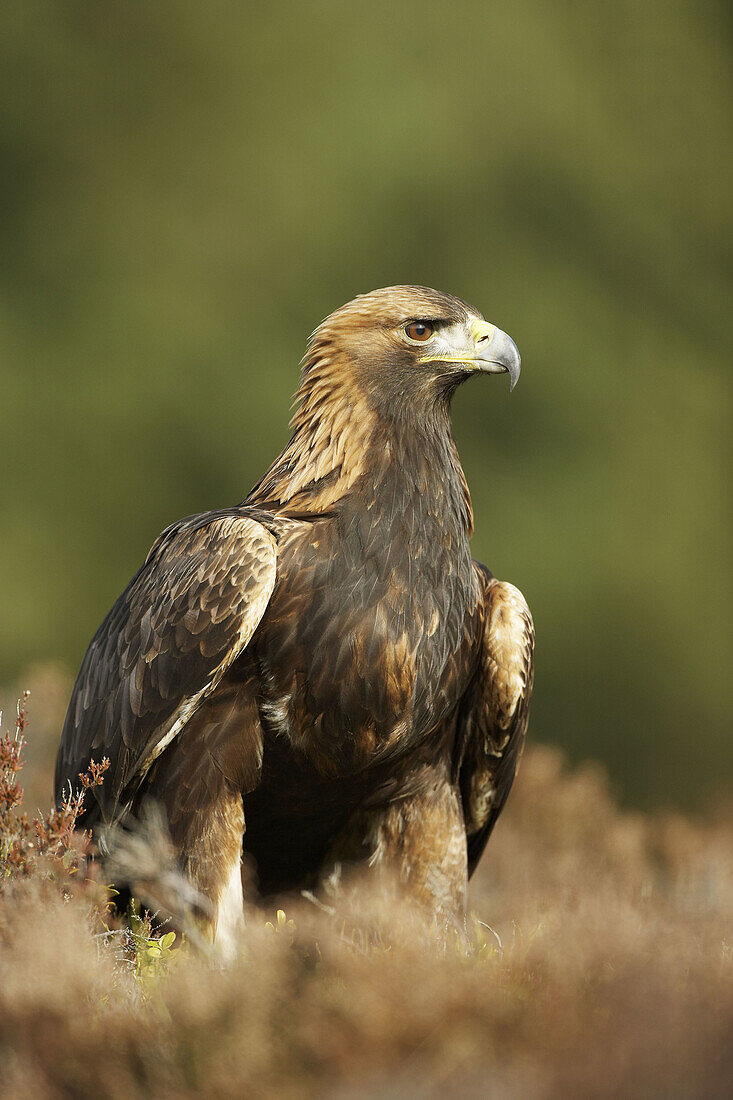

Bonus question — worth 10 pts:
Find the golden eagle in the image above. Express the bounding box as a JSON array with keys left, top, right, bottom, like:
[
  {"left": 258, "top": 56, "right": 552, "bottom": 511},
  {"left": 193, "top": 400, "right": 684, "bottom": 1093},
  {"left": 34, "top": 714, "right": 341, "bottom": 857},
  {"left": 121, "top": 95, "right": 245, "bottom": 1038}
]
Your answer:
[{"left": 55, "top": 286, "right": 533, "bottom": 946}]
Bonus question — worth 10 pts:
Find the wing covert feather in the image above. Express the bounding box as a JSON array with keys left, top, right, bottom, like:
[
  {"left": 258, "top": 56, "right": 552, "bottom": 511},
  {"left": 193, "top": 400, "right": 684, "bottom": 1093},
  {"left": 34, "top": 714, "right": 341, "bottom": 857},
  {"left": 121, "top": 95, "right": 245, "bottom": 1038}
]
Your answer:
[
  {"left": 458, "top": 565, "right": 534, "bottom": 876},
  {"left": 55, "top": 511, "right": 277, "bottom": 820}
]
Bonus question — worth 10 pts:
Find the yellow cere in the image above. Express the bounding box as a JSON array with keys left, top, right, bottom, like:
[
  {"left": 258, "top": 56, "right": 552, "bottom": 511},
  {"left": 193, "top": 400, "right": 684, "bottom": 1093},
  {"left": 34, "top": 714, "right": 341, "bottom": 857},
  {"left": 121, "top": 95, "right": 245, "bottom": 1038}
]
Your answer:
[{"left": 470, "top": 319, "right": 495, "bottom": 346}]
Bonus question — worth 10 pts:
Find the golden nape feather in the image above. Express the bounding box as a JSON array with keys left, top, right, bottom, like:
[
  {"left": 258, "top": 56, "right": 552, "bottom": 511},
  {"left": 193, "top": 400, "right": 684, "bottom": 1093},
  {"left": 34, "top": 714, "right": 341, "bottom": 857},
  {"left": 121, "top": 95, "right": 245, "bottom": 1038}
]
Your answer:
[{"left": 55, "top": 286, "right": 533, "bottom": 946}]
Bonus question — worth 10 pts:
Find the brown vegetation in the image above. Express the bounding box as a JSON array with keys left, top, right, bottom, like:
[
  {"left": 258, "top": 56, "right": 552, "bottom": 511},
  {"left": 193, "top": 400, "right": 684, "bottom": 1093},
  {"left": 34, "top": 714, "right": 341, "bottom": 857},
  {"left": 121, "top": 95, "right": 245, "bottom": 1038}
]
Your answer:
[{"left": 1, "top": 676, "right": 731, "bottom": 1098}]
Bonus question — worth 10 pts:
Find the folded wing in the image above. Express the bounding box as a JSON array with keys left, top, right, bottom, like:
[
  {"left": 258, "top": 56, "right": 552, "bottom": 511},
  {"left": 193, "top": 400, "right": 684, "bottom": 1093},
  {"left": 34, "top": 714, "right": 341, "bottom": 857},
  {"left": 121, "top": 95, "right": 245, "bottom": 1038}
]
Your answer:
[
  {"left": 458, "top": 566, "right": 534, "bottom": 875},
  {"left": 55, "top": 510, "right": 277, "bottom": 824}
]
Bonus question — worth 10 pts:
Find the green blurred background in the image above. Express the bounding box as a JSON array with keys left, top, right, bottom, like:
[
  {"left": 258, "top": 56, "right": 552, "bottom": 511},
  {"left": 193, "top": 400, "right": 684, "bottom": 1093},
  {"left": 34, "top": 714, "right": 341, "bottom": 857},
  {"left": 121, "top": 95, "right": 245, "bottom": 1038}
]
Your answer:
[{"left": 2, "top": 1, "right": 731, "bottom": 808}]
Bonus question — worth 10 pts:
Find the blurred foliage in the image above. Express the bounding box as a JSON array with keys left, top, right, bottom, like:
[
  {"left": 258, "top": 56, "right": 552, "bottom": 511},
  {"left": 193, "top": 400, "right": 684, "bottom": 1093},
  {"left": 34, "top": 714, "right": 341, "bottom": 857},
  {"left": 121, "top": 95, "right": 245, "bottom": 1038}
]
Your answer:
[
  {"left": 1, "top": 0, "right": 730, "bottom": 807},
  {"left": 1, "top": 722, "right": 732, "bottom": 1097}
]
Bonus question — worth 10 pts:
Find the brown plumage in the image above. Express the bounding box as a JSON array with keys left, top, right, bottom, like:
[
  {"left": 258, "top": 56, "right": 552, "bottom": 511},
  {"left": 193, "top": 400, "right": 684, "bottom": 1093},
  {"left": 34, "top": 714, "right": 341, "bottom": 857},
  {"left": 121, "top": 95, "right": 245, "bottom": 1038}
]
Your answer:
[{"left": 55, "top": 286, "right": 534, "bottom": 945}]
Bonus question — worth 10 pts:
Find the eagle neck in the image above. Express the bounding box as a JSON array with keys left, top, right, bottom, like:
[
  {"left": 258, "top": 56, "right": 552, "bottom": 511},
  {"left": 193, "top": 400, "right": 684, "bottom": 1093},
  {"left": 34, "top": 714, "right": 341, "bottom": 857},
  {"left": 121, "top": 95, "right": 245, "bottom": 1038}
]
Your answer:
[
  {"left": 245, "top": 349, "right": 377, "bottom": 515},
  {"left": 246, "top": 349, "right": 474, "bottom": 540},
  {"left": 363, "top": 400, "right": 475, "bottom": 543}
]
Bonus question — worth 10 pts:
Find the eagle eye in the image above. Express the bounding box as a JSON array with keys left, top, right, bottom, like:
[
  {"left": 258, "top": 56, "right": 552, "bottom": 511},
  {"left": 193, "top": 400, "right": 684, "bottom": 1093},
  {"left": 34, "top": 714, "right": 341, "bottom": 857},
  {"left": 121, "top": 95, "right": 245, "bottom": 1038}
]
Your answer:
[{"left": 404, "top": 321, "right": 434, "bottom": 343}]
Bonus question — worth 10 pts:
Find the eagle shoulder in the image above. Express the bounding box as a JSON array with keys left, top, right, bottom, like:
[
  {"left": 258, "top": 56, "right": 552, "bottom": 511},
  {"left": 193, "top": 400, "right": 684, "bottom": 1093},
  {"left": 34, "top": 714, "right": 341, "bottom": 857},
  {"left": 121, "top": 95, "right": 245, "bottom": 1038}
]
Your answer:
[{"left": 484, "top": 578, "right": 534, "bottom": 734}]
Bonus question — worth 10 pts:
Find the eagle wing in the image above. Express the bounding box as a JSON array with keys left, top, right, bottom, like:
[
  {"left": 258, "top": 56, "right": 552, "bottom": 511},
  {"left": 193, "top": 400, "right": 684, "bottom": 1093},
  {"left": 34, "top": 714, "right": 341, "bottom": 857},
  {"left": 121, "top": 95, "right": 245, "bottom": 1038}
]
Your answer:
[
  {"left": 458, "top": 564, "right": 534, "bottom": 876},
  {"left": 55, "top": 510, "right": 277, "bottom": 823}
]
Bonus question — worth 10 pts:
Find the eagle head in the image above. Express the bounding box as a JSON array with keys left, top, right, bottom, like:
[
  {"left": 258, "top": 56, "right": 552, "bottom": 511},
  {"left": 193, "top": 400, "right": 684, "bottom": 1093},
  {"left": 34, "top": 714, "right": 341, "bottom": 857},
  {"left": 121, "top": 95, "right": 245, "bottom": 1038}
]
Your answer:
[
  {"left": 303, "top": 286, "right": 521, "bottom": 407},
  {"left": 250, "top": 286, "right": 520, "bottom": 512}
]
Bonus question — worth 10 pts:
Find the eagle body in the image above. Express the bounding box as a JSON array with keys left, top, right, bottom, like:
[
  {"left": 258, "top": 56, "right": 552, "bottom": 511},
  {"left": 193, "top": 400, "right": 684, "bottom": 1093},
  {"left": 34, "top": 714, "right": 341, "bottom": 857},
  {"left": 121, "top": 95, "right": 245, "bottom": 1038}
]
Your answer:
[{"left": 56, "top": 287, "right": 533, "bottom": 944}]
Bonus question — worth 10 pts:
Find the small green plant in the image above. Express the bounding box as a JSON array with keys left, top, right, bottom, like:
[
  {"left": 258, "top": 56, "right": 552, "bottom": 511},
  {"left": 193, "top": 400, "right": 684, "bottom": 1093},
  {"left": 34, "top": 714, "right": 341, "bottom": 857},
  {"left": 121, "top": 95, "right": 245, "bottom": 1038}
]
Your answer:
[
  {"left": 264, "top": 907, "right": 296, "bottom": 940},
  {"left": 128, "top": 902, "right": 179, "bottom": 982}
]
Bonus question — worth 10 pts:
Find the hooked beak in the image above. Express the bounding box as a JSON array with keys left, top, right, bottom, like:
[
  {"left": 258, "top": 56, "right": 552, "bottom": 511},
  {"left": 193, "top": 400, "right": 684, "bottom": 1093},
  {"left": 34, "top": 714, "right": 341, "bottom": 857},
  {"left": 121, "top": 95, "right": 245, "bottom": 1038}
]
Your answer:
[{"left": 470, "top": 319, "right": 521, "bottom": 391}]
